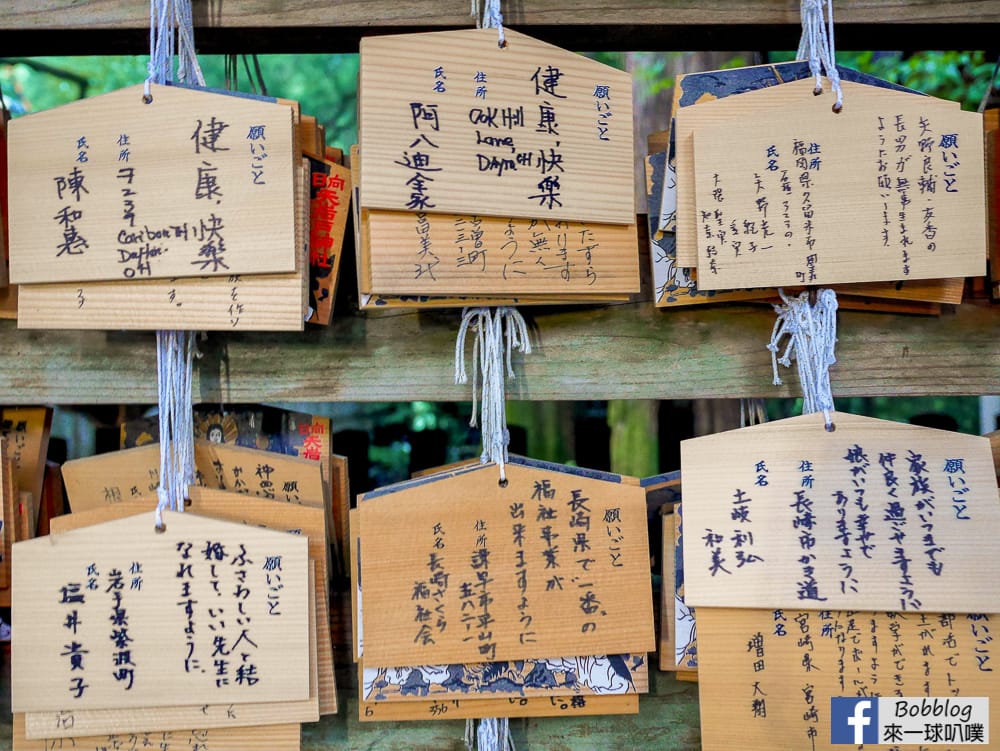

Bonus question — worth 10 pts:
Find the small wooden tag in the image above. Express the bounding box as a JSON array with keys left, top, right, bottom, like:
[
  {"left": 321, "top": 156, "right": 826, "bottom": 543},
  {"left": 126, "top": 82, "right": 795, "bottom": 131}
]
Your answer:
[
  {"left": 358, "top": 459, "right": 653, "bottom": 667},
  {"left": 9, "top": 84, "right": 297, "bottom": 284},
  {"left": 13, "top": 510, "right": 310, "bottom": 712},
  {"left": 306, "top": 155, "right": 351, "bottom": 325},
  {"left": 360, "top": 29, "right": 634, "bottom": 224},
  {"left": 688, "top": 80, "right": 983, "bottom": 287},
  {"left": 681, "top": 412, "right": 1000, "bottom": 611}
]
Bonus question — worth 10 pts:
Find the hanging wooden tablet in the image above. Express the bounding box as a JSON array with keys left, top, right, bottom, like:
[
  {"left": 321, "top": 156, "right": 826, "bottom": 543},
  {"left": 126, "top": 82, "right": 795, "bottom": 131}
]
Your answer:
[
  {"left": 49, "top": 488, "right": 336, "bottom": 717},
  {"left": 688, "top": 79, "right": 984, "bottom": 288},
  {"left": 358, "top": 458, "right": 653, "bottom": 668},
  {"left": 13, "top": 715, "right": 303, "bottom": 751},
  {"left": 0, "top": 437, "right": 9, "bottom": 590},
  {"left": 23, "top": 550, "right": 319, "bottom": 739},
  {"left": 12, "top": 510, "right": 310, "bottom": 712},
  {"left": 352, "top": 146, "right": 634, "bottom": 305},
  {"left": 360, "top": 29, "right": 633, "bottom": 225},
  {"left": 306, "top": 155, "right": 351, "bottom": 325},
  {"left": 681, "top": 412, "right": 1000, "bottom": 612},
  {"left": 8, "top": 83, "right": 298, "bottom": 284},
  {"left": 696, "top": 607, "right": 998, "bottom": 751},
  {"left": 62, "top": 440, "right": 325, "bottom": 513},
  {"left": 0, "top": 111, "right": 9, "bottom": 288},
  {"left": 671, "top": 63, "right": 942, "bottom": 265}
]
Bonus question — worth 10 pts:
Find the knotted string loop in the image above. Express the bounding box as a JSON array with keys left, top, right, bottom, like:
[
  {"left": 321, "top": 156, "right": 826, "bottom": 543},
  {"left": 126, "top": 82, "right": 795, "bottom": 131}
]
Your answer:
[
  {"left": 767, "top": 289, "right": 839, "bottom": 429},
  {"left": 455, "top": 308, "right": 531, "bottom": 483}
]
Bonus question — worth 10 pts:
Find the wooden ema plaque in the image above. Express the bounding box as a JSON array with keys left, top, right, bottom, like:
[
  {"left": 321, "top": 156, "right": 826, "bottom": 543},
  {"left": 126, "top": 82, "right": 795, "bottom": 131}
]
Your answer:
[
  {"left": 49, "top": 486, "right": 336, "bottom": 718},
  {"left": 62, "top": 441, "right": 325, "bottom": 513},
  {"left": 23, "top": 557, "right": 319, "bottom": 739},
  {"left": 12, "top": 511, "right": 310, "bottom": 712},
  {"left": 358, "top": 459, "right": 653, "bottom": 667},
  {"left": 12, "top": 715, "right": 303, "bottom": 751},
  {"left": 306, "top": 155, "right": 351, "bottom": 325},
  {"left": 681, "top": 412, "right": 1000, "bottom": 612},
  {"left": 0, "top": 407, "right": 52, "bottom": 529},
  {"left": 696, "top": 607, "right": 997, "bottom": 751},
  {"left": 685, "top": 79, "right": 984, "bottom": 288},
  {"left": 8, "top": 83, "right": 297, "bottom": 284},
  {"left": 360, "top": 29, "right": 634, "bottom": 225}
]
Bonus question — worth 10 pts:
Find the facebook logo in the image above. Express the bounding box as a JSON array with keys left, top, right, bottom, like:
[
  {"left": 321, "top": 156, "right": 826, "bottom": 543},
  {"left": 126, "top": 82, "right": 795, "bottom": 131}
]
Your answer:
[{"left": 831, "top": 697, "right": 879, "bottom": 744}]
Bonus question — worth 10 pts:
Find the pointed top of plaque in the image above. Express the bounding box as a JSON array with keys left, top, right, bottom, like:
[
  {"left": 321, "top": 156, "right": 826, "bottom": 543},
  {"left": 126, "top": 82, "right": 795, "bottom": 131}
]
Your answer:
[{"left": 360, "top": 28, "right": 634, "bottom": 224}]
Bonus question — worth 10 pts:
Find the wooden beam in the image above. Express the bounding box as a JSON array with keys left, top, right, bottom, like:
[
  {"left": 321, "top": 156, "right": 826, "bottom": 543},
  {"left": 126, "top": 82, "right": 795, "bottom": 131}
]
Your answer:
[
  {"left": 2, "top": 1, "right": 1000, "bottom": 53},
  {"left": 0, "top": 303, "right": 996, "bottom": 404}
]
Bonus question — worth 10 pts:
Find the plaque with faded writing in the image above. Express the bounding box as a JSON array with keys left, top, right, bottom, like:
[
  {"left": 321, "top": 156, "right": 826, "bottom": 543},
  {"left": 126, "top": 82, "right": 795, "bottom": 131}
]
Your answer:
[
  {"left": 358, "top": 459, "right": 653, "bottom": 667},
  {"left": 681, "top": 412, "right": 1000, "bottom": 612},
  {"left": 688, "top": 80, "right": 984, "bottom": 288},
  {"left": 62, "top": 441, "right": 324, "bottom": 512},
  {"left": 696, "top": 607, "right": 997, "bottom": 751},
  {"left": 8, "top": 84, "right": 297, "bottom": 284},
  {"left": 13, "top": 715, "right": 303, "bottom": 751},
  {"left": 360, "top": 691, "right": 638, "bottom": 722},
  {"left": 12, "top": 511, "right": 310, "bottom": 712},
  {"left": 367, "top": 209, "right": 639, "bottom": 295},
  {"left": 360, "top": 29, "right": 633, "bottom": 225}
]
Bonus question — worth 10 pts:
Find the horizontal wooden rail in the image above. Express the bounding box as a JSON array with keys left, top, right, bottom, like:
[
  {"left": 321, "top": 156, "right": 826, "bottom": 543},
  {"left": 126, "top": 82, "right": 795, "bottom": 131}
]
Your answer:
[
  {"left": 0, "top": 302, "right": 996, "bottom": 404},
  {"left": 2, "top": 1, "right": 1000, "bottom": 53}
]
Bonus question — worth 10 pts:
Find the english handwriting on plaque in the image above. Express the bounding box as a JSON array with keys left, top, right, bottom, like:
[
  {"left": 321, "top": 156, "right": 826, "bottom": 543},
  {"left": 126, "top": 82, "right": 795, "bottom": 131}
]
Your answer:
[
  {"left": 360, "top": 30, "right": 634, "bottom": 224},
  {"left": 9, "top": 84, "right": 297, "bottom": 284}
]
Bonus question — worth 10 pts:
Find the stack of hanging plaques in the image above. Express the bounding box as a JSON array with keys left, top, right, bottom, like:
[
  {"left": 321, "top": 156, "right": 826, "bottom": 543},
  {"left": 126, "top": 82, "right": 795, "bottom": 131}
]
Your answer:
[
  {"left": 680, "top": 412, "right": 1000, "bottom": 750},
  {"left": 351, "top": 456, "right": 655, "bottom": 721},
  {"left": 355, "top": 28, "right": 640, "bottom": 309},
  {"left": 12, "top": 507, "right": 313, "bottom": 751},
  {"left": 648, "top": 61, "right": 985, "bottom": 313},
  {"left": 7, "top": 83, "right": 339, "bottom": 331}
]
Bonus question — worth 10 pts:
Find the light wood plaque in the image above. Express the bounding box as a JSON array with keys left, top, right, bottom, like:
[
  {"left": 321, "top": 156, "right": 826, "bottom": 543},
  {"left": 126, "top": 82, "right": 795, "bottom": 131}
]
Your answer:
[
  {"left": 9, "top": 84, "right": 297, "bottom": 283},
  {"left": 13, "top": 511, "right": 310, "bottom": 712},
  {"left": 360, "top": 29, "right": 634, "bottom": 224},
  {"left": 681, "top": 412, "right": 1000, "bottom": 612}
]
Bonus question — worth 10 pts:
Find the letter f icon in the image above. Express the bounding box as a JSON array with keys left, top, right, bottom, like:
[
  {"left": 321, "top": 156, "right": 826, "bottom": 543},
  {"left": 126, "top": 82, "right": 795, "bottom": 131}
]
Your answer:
[{"left": 848, "top": 699, "right": 872, "bottom": 744}]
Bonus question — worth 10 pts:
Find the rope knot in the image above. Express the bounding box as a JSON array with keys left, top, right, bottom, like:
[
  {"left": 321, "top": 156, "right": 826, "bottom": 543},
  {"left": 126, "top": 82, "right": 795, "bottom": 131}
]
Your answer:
[
  {"left": 455, "top": 307, "right": 531, "bottom": 478},
  {"left": 767, "top": 289, "right": 839, "bottom": 422}
]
